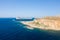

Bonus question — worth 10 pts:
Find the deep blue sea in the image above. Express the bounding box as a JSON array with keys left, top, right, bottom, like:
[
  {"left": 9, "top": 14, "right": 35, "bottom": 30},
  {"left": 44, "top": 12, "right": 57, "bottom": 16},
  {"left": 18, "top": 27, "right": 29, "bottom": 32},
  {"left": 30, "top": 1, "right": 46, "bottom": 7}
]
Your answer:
[{"left": 0, "top": 18, "right": 60, "bottom": 40}]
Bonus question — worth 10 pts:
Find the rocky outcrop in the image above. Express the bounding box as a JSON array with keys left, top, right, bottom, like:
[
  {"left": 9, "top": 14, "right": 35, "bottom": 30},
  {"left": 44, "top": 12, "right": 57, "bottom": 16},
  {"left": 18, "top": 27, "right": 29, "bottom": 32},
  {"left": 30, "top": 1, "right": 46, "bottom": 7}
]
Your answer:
[{"left": 21, "top": 16, "right": 60, "bottom": 30}]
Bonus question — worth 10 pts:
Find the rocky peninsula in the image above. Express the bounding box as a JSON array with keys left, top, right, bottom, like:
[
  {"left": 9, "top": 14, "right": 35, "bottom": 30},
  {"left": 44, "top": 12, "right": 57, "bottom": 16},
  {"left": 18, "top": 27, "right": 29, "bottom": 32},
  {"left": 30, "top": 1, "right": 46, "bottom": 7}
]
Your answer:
[{"left": 21, "top": 16, "right": 60, "bottom": 30}]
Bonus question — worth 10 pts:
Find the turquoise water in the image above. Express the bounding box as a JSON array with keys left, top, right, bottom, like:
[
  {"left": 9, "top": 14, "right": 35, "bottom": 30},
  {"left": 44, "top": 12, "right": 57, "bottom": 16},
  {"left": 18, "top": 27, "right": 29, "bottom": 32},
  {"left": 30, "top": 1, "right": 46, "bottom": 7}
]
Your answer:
[{"left": 0, "top": 18, "right": 60, "bottom": 40}]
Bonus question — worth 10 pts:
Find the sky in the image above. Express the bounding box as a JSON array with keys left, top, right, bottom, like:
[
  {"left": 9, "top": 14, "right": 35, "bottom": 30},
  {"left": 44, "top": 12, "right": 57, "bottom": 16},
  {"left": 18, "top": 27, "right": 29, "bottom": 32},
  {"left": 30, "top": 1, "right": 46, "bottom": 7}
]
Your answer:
[{"left": 0, "top": 0, "right": 60, "bottom": 18}]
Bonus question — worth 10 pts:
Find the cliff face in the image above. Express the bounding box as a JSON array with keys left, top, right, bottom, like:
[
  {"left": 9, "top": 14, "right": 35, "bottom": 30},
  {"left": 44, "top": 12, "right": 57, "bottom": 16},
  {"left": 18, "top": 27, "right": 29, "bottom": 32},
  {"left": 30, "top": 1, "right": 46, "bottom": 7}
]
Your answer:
[{"left": 21, "top": 16, "right": 60, "bottom": 30}]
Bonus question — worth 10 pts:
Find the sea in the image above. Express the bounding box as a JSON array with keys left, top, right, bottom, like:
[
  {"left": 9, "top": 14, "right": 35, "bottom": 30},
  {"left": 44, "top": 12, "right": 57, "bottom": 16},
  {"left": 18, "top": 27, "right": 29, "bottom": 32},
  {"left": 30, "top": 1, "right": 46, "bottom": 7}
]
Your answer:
[{"left": 0, "top": 18, "right": 60, "bottom": 40}]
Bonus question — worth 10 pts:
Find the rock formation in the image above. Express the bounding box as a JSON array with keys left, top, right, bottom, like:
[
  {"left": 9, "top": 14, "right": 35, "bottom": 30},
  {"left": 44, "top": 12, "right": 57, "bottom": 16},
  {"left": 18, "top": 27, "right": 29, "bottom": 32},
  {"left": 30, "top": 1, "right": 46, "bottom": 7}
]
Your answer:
[{"left": 21, "top": 16, "right": 60, "bottom": 30}]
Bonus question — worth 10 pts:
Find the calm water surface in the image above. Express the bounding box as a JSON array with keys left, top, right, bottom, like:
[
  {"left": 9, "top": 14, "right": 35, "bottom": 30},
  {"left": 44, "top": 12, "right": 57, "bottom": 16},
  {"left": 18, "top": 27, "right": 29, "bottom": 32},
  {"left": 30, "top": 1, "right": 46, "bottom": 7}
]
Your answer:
[{"left": 0, "top": 18, "right": 60, "bottom": 40}]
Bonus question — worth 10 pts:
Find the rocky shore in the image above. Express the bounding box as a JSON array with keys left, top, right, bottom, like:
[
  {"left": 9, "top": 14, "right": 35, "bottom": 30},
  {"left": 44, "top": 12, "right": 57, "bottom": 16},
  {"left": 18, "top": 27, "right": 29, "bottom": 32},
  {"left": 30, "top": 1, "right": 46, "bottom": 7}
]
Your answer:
[{"left": 21, "top": 16, "right": 60, "bottom": 30}]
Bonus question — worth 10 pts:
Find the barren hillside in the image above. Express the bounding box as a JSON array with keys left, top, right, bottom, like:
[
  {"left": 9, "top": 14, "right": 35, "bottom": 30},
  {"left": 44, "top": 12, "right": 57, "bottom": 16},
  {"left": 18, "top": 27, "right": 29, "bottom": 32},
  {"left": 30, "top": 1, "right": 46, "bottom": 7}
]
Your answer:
[{"left": 21, "top": 16, "right": 60, "bottom": 30}]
